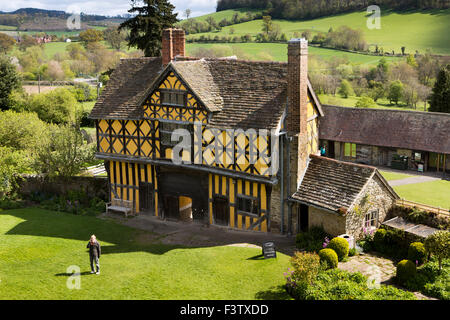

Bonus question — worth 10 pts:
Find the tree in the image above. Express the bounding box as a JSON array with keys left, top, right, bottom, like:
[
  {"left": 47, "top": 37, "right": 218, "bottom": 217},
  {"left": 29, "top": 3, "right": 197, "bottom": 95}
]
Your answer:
[
  {"left": 33, "top": 124, "right": 95, "bottom": 178},
  {"left": 18, "top": 34, "right": 38, "bottom": 51},
  {"left": 261, "top": 15, "right": 273, "bottom": 35},
  {"left": 0, "top": 33, "right": 16, "bottom": 53},
  {"left": 406, "top": 54, "right": 418, "bottom": 68},
  {"left": 205, "top": 16, "right": 217, "bottom": 31},
  {"left": 103, "top": 27, "right": 127, "bottom": 51},
  {"left": 424, "top": 230, "right": 450, "bottom": 271},
  {"left": 119, "top": 0, "right": 178, "bottom": 57},
  {"left": 355, "top": 95, "right": 376, "bottom": 108},
  {"left": 428, "top": 64, "right": 450, "bottom": 113},
  {"left": 185, "top": 8, "right": 191, "bottom": 19},
  {"left": 28, "top": 88, "right": 78, "bottom": 124},
  {"left": 301, "top": 30, "right": 312, "bottom": 40},
  {"left": 0, "top": 55, "right": 21, "bottom": 110},
  {"left": 388, "top": 80, "right": 404, "bottom": 105},
  {"left": 338, "top": 80, "right": 354, "bottom": 98},
  {"left": 79, "top": 29, "right": 104, "bottom": 47}
]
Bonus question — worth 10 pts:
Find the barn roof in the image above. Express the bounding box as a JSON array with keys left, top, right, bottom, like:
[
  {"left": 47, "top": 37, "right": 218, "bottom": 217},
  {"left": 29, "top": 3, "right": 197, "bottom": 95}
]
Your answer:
[
  {"left": 319, "top": 105, "right": 450, "bottom": 154},
  {"left": 89, "top": 56, "right": 322, "bottom": 130},
  {"left": 291, "top": 155, "right": 397, "bottom": 213}
]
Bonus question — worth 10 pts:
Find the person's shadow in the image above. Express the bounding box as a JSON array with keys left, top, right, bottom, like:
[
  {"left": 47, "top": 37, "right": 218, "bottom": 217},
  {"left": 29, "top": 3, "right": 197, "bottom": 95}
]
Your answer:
[{"left": 54, "top": 271, "right": 94, "bottom": 277}]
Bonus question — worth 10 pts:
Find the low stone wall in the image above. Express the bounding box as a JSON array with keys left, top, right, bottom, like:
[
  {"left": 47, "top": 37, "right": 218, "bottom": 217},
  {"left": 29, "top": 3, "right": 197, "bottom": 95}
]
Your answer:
[{"left": 18, "top": 175, "right": 109, "bottom": 201}]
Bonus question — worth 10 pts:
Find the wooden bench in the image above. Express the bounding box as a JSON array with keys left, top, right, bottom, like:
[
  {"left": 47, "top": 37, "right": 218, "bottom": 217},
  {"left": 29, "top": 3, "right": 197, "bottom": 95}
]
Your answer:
[{"left": 106, "top": 198, "right": 134, "bottom": 217}]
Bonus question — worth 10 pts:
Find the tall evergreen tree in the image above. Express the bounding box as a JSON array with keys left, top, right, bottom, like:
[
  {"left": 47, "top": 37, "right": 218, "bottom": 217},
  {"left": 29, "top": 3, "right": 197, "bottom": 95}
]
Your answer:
[
  {"left": 429, "top": 64, "right": 450, "bottom": 113},
  {"left": 119, "top": 0, "right": 179, "bottom": 57},
  {"left": 0, "top": 55, "right": 21, "bottom": 111}
]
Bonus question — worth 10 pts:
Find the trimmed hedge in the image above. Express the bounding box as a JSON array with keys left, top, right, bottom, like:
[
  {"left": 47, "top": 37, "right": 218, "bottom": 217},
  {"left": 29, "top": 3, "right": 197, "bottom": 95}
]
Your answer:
[
  {"left": 319, "top": 248, "right": 338, "bottom": 269},
  {"left": 408, "top": 242, "right": 427, "bottom": 265},
  {"left": 327, "top": 237, "right": 349, "bottom": 261},
  {"left": 396, "top": 260, "right": 417, "bottom": 285}
]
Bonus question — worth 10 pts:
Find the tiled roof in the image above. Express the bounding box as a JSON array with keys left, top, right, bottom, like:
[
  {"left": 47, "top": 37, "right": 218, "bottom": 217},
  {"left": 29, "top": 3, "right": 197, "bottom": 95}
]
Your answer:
[
  {"left": 89, "top": 57, "right": 163, "bottom": 120},
  {"left": 319, "top": 105, "right": 450, "bottom": 154},
  {"left": 291, "top": 155, "right": 392, "bottom": 213},
  {"left": 89, "top": 56, "right": 322, "bottom": 130}
]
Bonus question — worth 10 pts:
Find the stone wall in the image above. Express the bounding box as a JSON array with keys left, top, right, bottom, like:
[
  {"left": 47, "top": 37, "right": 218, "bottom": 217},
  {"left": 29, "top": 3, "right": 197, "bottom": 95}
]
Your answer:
[
  {"left": 308, "top": 206, "right": 346, "bottom": 236},
  {"left": 18, "top": 175, "right": 109, "bottom": 201},
  {"left": 270, "top": 135, "right": 299, "bottom": 234},
  {"left": 346, "top": 175, "right": 396, "bottom": 239}
]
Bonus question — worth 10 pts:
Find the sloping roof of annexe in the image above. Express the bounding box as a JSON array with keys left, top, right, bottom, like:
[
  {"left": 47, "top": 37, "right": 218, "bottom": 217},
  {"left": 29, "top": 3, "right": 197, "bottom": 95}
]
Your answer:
[
  {"left": 291, "top": 155, "right": 398, "bottom": 214},
  {"left": 89, "top": 56, "right": 323, "bottom": 130},
  {"left": 319, "top": 105, "right": 450, "bottom": 154}
]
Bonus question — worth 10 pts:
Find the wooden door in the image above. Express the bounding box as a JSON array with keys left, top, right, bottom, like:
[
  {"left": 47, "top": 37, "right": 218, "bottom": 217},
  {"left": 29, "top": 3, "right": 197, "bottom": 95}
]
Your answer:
[
  {"left": 298, "top": 204, "right": 309, "bottom": 232},
  {"left": 213, "top": 197, "right": 229, "bottom": 226},
  {"left": 139, "top": 182, "right": 153, "bottom": 214},
  {"left": 163, "top": 195, "right": 179, "bottom": 220}
]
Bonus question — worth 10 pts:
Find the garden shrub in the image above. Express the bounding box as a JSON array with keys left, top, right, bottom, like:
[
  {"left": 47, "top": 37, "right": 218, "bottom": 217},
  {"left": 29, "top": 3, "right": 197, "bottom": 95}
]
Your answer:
[
  {"left": 289, "top": 251, "right": 321, "bottom": 286},
  {"left": 348, "top": 247, "right": 357, "bottom": 257},
  {"left": 425, "top": 231, "right": 450, "bottom": 271},
  {"left": 396, "top": 260, "right": 417, "bottom": 285},
  {"left": 408, "top": 242, "right": 427, "bottom": 265},
  {"left": 295, "top": 226, "right": 329, "bottom": 253},
  {"left": 319, "top": 248, "right": 338, "bottom": 269},
  {"left": 373, "top": 228, "right": 387, "bottom": 251},
  {"left": 290, "top": 268, "right": 415, "bottom": 300},
  {"left": 405, "top": 258, "right": 449, "bottom": 300},
  {"left": 327, "top": 237, "right": 349, "bottom": 261}
]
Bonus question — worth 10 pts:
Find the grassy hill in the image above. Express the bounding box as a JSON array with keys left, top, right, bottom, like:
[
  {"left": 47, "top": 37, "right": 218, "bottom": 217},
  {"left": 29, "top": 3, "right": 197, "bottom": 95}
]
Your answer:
[
  {"left": 187, "top": 8, "right": 450, "bottom": 57},
  {"left": 186, "top": 42, "right": 402, "bottom": 65}
]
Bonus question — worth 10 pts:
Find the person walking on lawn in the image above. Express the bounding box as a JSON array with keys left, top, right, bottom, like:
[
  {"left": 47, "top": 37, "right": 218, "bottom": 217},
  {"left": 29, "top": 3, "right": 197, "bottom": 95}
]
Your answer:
[{"left": 87, "top": 235, "right": 101, "bottom": 274}]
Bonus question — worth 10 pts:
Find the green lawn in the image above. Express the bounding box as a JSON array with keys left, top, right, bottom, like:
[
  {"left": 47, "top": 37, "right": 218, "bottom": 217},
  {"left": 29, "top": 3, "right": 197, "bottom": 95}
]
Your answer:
[
  {"left": 393, "top": 180, "right": 450, "bottom": 209},
  {"left": 0, "top": 25, "right": 18, "bottom": 31},
  {"left": 186, "top": 42, "right": 401, "bottom": 65},
  {"left": 318, "top": 94, "right": 428, "bottom": 111},
  {"left": 380, "top": 171, "right": 414, "bottom": 181},
  {"left": 188, "top": 8, "right": 450, "bottom": 55},
  {"left": 0, "top": 208, "right": 291, "bottom": 300},
  {"left": 181, "top": 8, "right": 262, "bottom": 23}
]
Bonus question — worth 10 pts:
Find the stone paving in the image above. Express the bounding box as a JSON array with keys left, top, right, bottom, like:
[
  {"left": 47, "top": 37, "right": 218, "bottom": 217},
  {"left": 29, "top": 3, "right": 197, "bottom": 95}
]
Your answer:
[{"left": 338, "top": 252, "right": 436, "bottom": 300}]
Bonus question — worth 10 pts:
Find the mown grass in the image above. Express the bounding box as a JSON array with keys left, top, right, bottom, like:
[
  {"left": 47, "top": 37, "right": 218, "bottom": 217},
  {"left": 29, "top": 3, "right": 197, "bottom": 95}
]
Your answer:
[
  {"left": 317, "top": 94, "right": 428, "bottom": 111},
  {"left": 380, "top": 171, "right": 414, "bottom": 182},
  {"left": 393, "top": 180, "right": 450, "bottom": 209},
  {"left": 188, "top": 8, "right": 450, "bottom": 55},
  {"left": 0, "top": 208, "right": 291, "bottom": 300}
]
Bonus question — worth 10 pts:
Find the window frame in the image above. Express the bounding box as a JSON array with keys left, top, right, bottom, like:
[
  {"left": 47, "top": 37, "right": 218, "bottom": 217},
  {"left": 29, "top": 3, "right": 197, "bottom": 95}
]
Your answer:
[
  {"left": 160, "top": 89, "right": 186, "bottom": 107},
  {"left": 236, "top": 194, "right": 260, "bottom": 218},
  {"left": 364, "top": 209, "right": 379, "bottom": 229}
]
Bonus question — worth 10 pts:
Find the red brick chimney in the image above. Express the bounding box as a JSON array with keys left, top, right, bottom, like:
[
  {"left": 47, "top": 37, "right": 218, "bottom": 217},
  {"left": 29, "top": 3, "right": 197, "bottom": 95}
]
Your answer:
[
  {"left": 287, "top": 38, "right": 309, "bottom": 185},
  {"left": 162, "top": 28, "right": 185, "bottom": 66}
]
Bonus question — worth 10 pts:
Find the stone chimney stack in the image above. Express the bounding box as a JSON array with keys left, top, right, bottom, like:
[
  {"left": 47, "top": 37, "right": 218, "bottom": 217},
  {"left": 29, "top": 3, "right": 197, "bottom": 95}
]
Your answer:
[
  {"left": 162, "top": 28, "right": 186, "bottom": 66},
  {"left": 287, "top": 38, "right": 309, "bottom": 185}
]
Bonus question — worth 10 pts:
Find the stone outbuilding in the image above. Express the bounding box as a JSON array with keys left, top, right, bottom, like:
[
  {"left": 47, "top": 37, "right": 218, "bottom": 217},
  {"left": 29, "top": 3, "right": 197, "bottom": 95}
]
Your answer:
[
  {"left": 289, "top": 155, "right": 399, "bottom": 239},
  {"left": 319, "top": 105, "right": 450, "bottom": 175}
]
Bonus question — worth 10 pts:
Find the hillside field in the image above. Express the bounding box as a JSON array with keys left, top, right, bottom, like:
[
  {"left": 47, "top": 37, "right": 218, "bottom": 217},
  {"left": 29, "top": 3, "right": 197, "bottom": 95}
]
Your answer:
[
  {"left": 187, "top": 8, "right": 450, "bottom": 56},
  {"left": 186, "top": 42, "right": 401, "bottom": 65}
]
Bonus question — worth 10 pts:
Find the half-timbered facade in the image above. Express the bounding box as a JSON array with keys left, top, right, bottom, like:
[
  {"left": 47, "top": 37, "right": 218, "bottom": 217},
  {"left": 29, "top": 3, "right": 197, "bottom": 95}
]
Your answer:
[{"left": 90, "top": 29, "right": 325, "bottom": 234}]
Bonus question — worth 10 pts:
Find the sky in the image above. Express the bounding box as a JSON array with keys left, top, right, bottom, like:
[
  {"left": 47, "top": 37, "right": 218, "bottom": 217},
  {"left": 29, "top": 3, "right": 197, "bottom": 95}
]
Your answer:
[{"left": 0, "top": 0, "right": 218, "bottom": 18}]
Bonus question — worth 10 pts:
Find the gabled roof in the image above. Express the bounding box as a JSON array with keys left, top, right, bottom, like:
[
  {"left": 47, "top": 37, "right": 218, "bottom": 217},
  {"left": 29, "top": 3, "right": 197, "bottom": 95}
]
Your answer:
[
  {"left": 319, "top": 105, "right": 450, "bottom": 154},
  {"left": 90, "top": 57, "right": 163, "bottom": 120},
  {"left": 291, "top": 155, "right": 398, "bottom": 213},
  {"left": 89, "top": 56, "right": 323, "bottom": 130}
]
